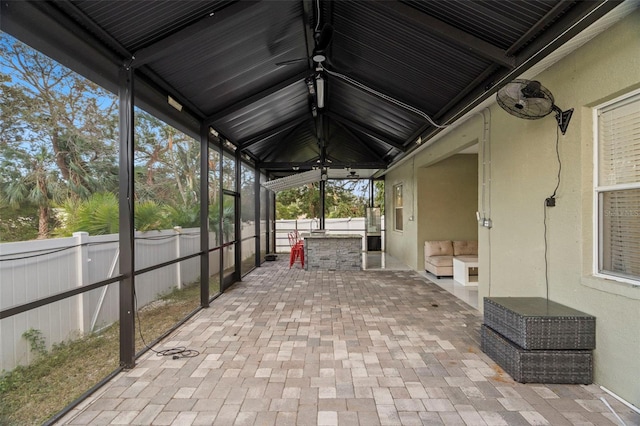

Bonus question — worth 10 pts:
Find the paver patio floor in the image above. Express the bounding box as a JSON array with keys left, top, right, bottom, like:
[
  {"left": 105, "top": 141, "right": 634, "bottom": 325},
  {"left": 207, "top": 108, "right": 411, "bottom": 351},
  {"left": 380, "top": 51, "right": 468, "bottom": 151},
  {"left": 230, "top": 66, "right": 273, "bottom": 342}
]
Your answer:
[{"left": 58, "top": 259, "right": 639, "bottom": 425}]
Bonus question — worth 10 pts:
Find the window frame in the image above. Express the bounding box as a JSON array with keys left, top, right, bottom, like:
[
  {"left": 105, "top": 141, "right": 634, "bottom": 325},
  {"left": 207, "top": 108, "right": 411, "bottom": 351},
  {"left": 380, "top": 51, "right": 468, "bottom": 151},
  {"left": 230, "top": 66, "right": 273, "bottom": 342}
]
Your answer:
[
  {"left": 393, "top": 183, "right": 403, "bottom": 232},
  {"left": 592, "top": 88, "right": 640, "bottom": 286}
]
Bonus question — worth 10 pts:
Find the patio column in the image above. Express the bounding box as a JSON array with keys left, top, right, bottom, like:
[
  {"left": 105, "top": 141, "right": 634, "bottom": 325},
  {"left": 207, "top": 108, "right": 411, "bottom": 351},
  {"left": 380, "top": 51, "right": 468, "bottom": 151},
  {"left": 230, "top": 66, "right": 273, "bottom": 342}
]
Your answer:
[
  {"left": 199, "top": 123, "right": 209, "bottom": 307},
  {"left": 118, "top": 64, "right": 136, "bottom": 369},
  {"left": 254, "top": 167, "right": 260, "bottom": 267},
  {"left": 320, "top": 179, "right": 326, "bottom": 230}
]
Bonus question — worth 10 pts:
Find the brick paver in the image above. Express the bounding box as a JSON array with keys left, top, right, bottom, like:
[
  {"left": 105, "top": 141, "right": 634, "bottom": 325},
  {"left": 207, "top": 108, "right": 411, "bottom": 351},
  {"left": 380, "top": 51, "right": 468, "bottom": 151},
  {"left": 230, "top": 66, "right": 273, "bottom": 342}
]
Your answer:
[{"left": 58, "top": 260, "right": 639, "bottom": 425}]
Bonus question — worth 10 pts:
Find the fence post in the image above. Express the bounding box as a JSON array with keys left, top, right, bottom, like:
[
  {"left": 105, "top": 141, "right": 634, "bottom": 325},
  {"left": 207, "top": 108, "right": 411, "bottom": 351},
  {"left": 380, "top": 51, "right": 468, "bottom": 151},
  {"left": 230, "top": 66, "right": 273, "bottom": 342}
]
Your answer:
[
  {"left": 174, "top": 227, "right": 183, "bottom": 289},
  {"left": 73, "top": 232, "right": 90, "bottom": 334}
]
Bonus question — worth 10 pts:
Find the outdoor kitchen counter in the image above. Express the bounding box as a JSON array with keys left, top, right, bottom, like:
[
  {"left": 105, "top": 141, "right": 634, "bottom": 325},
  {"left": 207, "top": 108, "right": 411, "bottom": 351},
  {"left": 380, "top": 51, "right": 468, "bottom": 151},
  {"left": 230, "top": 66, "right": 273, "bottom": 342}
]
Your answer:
[{"left": 303, "top": 233, "right": 362, "bottom": 271}]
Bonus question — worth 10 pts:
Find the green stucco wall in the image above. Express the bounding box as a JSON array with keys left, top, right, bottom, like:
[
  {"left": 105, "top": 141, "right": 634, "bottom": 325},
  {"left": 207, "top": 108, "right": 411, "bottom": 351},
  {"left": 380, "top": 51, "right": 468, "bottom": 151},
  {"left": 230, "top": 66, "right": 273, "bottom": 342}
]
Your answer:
[{"left": 384, "top": 9, "right": 640, "bottom": 407}]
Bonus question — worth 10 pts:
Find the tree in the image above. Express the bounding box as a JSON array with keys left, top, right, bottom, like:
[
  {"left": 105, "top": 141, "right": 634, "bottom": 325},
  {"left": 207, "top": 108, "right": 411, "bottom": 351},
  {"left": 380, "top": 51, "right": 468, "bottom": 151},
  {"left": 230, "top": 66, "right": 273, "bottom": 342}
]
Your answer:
[
  {"left": 1, "top": 146, "right": 65, "bottom": 238},
  {"left": 134, "top": 111, "right": 199, "bottom": 208},
  {"left": 0, "top": 33, "right": 118, "bottom": 239},
  {"left": 274, "top": 179, "right": 371, "bottom": 220}
]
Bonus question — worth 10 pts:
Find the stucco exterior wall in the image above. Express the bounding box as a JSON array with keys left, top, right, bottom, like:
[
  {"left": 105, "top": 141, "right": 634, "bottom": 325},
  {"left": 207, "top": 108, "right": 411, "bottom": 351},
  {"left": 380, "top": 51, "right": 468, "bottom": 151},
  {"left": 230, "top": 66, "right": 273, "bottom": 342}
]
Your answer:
[
  {"left": 385, "top": 158, "right": 419, "bottom": 269},
  {"left": 416, "top": 155, "right": 478, "bottom": 270},
  {"left": 384, "top": 9, "right": 640, "bottom": 407}
]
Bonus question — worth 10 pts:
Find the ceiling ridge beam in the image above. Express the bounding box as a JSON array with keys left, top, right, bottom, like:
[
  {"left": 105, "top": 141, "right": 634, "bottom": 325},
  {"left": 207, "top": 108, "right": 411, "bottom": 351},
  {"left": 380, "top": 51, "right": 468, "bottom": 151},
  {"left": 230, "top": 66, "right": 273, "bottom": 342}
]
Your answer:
[
  {"left": 376, "top": 1, "right": 515, "bottom": 68},
  {"left": 206, "top": 71, "right": 311, "bottom": 125},
  {"left": 132, "top": 1, "right": 259, "bottom": 66},
  {"left": 326, "top": 112, "right": 407, "bottom": 152}
]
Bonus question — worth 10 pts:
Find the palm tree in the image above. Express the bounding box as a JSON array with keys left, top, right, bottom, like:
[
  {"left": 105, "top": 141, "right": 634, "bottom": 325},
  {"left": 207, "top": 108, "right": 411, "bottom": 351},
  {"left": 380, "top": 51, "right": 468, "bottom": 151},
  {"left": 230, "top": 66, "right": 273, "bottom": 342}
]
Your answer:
[{"left": 1, "top": 147, "right": 65, "bottom": 239}]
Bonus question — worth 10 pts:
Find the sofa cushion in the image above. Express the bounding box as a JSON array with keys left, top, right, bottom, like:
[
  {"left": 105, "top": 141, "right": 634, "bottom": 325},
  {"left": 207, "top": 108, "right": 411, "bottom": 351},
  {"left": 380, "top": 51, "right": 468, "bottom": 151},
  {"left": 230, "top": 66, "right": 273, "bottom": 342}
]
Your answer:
[
  {"left": 424, "top": 240, "right": 454, "bottom": 257},
  {"left": 453, "top": 240, "right": 478, "bottom": 256},
  {"left": 428, "top": 255, "right": 453, "bottom": 267}
]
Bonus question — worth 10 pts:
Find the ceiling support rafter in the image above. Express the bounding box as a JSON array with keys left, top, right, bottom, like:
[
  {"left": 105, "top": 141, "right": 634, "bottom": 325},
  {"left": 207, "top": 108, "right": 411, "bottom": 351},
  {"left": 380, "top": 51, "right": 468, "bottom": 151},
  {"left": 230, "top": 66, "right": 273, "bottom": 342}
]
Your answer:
[
  {"left": 131, "top": 1, "right": 259, "bottom": 66},
  {"left": 259, "top": 161, "right": 386, "bottom": 170},
  {"left": 375, "top": 1, "right": 515, "bottom": 68},
  {"left": 206, "top": 71, "right": 311, "bottom": 125},
  {"left": 326, "top": 112, "right": 407, "bottom": 152},
  {"left": 239, "top": 114, "right": 310, "bottom": 150}
]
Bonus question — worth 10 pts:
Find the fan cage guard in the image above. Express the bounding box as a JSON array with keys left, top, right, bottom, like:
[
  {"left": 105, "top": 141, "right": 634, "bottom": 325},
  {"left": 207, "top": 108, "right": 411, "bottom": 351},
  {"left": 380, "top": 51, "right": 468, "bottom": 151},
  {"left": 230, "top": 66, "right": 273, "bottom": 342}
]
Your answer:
[{"left": 497, "top": 79, "right": 573, "bottom": 134}]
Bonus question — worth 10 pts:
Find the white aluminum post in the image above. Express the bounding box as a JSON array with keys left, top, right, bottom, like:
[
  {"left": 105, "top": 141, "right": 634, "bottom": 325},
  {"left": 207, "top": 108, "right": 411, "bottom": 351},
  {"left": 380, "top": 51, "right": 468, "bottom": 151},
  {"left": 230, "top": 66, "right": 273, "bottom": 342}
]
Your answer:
[
  {"left": 175, "top": 227, "right": 183, "bottom": 289},
  {"left": 74, "top": 232, "right": 90, "bottom": 333}
]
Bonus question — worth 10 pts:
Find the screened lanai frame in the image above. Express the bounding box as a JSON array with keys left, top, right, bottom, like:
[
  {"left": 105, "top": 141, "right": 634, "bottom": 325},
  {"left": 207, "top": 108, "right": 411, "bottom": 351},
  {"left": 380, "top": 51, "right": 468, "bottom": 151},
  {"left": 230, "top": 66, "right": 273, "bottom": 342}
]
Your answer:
[
  {"left": 0, "top": 63, "right": 276, "bottom": 369},
  {"left": 1, "top": 1, "right": 629, "bottom": 421}
]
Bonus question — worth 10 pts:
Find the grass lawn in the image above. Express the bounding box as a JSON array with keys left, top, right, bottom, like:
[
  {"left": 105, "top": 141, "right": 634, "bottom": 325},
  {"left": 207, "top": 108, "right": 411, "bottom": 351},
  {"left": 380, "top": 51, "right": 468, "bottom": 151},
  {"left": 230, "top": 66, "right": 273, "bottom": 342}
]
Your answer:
[{"left": 0, "top": 276, "right": 222, "bottom": 425}]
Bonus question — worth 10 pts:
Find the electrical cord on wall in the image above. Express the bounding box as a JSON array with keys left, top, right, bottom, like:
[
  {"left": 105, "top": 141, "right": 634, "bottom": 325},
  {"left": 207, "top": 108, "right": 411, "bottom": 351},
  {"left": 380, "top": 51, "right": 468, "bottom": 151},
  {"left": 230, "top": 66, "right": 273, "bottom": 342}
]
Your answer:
[
  {"left": 543, "top": 201, "right": 550, "bottom": 301},
  {"left": 133, "top": 288, "right": 200, "bottom": 359},
  {"left": 543, "top": 126, "right": 562, "bottom": 300}
]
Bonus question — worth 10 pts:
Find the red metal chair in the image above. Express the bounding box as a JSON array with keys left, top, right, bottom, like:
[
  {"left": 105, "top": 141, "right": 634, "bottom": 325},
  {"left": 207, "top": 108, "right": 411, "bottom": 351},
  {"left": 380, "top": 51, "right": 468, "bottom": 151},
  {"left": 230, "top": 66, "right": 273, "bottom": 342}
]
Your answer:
[{"left": 288, "top": 231, "right": 304, "bottom": 268}]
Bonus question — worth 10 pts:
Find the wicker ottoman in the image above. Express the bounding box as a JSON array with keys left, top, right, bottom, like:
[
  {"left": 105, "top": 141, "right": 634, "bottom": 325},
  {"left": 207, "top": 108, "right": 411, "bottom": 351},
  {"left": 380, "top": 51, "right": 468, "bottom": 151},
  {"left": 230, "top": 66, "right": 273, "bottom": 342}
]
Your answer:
[
  {"left": 481, "top": 325, "right": 593, "bottom": 384},
  {"left": 484, "top": 297, "right": 595, "bottom": 350}
]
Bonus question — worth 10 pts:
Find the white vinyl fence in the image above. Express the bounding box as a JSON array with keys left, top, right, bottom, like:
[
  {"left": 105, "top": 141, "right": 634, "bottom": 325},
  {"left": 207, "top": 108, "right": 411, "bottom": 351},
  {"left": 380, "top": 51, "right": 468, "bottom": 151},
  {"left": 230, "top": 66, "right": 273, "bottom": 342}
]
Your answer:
[
  {"left": 274, "top": 217, "right": 384, "bottom": 253},
  {"left": 0, "top": 227, "right": 229, "bottom": 372},
  {"left": 0, "top": 218, "right": 377, "bottom": 372}
]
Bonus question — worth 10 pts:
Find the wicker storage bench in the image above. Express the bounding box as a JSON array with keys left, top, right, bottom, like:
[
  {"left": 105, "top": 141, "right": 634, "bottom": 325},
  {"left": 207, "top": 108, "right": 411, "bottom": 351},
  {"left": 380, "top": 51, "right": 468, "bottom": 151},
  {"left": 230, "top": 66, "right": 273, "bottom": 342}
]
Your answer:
[
  {"left": 481, "top": 325, "right": 593, "bottom": 384},
  {"left": 484, "top": 297, "right": 595, "bottom": 350},
  {"left": 482, "top": 297, "right": 595, "bottom": 384}
]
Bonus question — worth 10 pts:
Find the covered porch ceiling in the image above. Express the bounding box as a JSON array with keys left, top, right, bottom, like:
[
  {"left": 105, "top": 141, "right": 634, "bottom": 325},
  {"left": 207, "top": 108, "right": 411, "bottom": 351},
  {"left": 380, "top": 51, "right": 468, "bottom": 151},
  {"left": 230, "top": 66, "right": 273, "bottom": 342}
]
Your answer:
[{"left": 1, "top": 0, "right": 623, "bottom": 179}]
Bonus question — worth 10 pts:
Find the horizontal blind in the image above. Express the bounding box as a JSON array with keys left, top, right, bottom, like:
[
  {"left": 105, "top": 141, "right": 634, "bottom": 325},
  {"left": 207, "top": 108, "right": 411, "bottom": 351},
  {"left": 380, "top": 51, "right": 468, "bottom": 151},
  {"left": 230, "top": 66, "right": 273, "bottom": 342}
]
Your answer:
[
  {"left": 598, "top": 92, "right": 640, "bottom": 186},
  {"left": 601, "top": 189, "right": 640, "bottom": 278},
  {"left": 598, "top": 92, "right": 640, "bottom": 280}
]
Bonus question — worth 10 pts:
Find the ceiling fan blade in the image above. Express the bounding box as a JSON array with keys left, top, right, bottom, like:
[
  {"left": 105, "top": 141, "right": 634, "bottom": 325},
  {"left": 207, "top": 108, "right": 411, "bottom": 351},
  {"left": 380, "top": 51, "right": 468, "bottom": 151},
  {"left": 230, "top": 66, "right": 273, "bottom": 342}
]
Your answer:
[
  {"left": 315, "top": 23, "right": 333, "bottom": 51},
  {"left": 275, "top": 58, "right": 307, "bottom": 66}
]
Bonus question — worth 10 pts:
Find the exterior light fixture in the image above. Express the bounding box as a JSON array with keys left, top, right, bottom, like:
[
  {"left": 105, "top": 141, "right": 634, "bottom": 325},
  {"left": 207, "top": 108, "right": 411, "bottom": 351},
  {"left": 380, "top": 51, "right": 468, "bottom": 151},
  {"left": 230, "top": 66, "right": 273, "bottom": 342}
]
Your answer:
[
  {"left": 167, "top": 95, "right": 183, "bottom": 111},
  {"left": 315, "top": 74, "right": 325, "bottom": 109}
]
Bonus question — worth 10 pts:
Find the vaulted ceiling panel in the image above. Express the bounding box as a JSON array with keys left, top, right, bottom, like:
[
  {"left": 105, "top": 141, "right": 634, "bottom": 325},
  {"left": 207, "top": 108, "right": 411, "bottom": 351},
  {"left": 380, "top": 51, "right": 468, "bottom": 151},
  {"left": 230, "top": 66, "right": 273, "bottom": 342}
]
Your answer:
[
  {"left": 71, "top": 1, "right": 227, "bottom": 51},
  {"left": 404, "top": 0, "right": 568, "bottom": 51},
  {"left": 4, "top": 0, "right": 624, "bottom": 180},
  {"left": 212, "top": 79, "right": 310, "bottom": 143},
  {"left": 330, "top": 1, "right": 494, "bottom": 114},
  {"left": 143, "top": 1, "right": 309, "bottom": 114},
  {"left": 328, "top": 78, "right": 424, "bottom": 146}
]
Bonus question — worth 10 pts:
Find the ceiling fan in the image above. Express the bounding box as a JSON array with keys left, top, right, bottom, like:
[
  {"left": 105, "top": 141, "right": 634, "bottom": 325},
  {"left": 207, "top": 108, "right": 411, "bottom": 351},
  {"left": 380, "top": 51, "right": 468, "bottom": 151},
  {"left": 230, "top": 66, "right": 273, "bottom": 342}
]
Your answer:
[
  {"left": 276, "top": 22, "right": 333, "bottom": 68},
  {"left": 496, "top": 79, "right": 573, "bottom": 134}
]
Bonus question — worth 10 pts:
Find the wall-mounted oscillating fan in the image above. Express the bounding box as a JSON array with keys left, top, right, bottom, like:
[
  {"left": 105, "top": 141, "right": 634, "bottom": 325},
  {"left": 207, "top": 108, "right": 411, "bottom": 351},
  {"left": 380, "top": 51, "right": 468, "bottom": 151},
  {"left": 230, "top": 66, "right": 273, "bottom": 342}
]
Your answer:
[{"left": 496, "top": 79, "right": 574, "bottom": 134}]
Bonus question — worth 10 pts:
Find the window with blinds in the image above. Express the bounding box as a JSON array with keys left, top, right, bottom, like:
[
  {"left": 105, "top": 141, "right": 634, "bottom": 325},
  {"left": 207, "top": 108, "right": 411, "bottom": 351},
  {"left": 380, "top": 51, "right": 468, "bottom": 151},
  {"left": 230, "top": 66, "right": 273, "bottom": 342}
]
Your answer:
[
  {"left": 394, "top": 184, "right": 403, "bottom": 231},
  {"left": 595, "top": 91, "right": 640, "bottom": 283}
]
